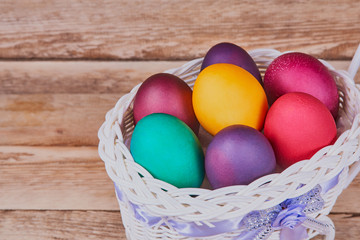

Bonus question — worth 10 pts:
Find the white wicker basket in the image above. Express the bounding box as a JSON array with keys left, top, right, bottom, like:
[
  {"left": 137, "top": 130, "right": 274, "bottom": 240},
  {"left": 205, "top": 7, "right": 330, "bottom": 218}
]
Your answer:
[{"left": 98, "top": 47, "right": 360, "bottom": 240}]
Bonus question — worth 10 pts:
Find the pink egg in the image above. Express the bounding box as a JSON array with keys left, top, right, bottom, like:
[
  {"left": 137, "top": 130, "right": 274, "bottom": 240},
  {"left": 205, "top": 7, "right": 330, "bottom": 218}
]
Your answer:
[
  {"left": 264, "top": 52, "right": 339, "bottom": 118},
  {"left": 264, "top": 92, "right": 337, "bottom": 169},
  {"left": 133, "top": 73, "right": 199, "bottom": 134}
]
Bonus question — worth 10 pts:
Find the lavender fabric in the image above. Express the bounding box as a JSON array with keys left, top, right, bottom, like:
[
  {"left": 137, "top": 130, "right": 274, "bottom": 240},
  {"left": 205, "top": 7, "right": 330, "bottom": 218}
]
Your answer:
[
  {"left": 167, "top": 218, "right": 245, "bottom": 237},
  {"left": 237, "top": 185, "right": 324, "bottom": 240},
  {"left": 272, "top": 205, "right": 307, "bottom": 229},
  {"left": 113, "top": 170, "right": 341, "bottom": 239},
  {"left": 280, "top": 225, "right": 308, "bottom": 240}
]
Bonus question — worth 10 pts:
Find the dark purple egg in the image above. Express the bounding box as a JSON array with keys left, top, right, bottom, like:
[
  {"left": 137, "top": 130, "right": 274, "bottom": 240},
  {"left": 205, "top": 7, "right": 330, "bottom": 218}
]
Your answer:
[
  {"left": 133, "top": 73, "right": 199, "bottom": 134},
  {"left": 205, "top": 125, "right": 276, "bottom": 189},
  {"left": 201, "top": 42, "right": 262, "bottom": 84}
]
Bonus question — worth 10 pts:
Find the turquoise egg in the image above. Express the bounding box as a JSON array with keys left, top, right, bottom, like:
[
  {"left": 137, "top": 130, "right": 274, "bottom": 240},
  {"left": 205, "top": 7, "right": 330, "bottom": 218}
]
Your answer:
[{"left": 130, "top": 113, "right": 205, "bottom": 188}]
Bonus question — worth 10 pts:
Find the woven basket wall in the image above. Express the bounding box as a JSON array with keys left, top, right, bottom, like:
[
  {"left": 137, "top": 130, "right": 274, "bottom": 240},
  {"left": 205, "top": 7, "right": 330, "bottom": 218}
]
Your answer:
[{"left": 98, "top": 48, "right": 360, "bottom": 240}]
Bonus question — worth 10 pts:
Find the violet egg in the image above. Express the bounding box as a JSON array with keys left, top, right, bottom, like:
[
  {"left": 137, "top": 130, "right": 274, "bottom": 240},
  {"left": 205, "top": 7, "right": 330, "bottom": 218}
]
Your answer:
[
  {"left": 264, "top": 52, "right": 339, "bottom": 118},
  {"left": 201, "top": 42, "right": 262, "bottom": 84},
  {"left": 133, "top": 73, "right": 199, "bottom": 134},
  {"left": 205, "top": 125, "right": 276, "bottom": 189}
]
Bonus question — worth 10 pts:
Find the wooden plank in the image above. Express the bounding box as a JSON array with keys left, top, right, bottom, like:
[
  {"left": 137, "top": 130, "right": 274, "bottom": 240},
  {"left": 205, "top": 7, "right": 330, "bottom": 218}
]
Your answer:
[
  {"left": 0, "top": 1, "right": 359, "bottom": 60},
  {"left": 1, "top": 146, "right": 360, "bottom": 212},
  {"left": 0, "top": 210, "right": 359, "bottom": 239},
  {"left": 0, "top": 146, "right": 118, "bottom": 210},
  {"left": 0, "top": 61, "right": 358, "bottom": 95},
  {"left": 0, "top": 94, "right": 119, "bottom": 146},
  {"left": 0, "top": 210, "right": 124, "bottom": 240},
  {"left": 0, "top": 61, "right": 184, "bottom": 94},
  {"left": 332, "top": 176, "right": 360, "bottom": 213}
]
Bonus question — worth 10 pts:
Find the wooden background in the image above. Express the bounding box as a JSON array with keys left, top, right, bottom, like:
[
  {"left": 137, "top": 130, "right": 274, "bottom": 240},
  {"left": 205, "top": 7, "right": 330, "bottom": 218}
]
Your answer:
[{"left": 1, "top": 1, "right": 360, "bottom": 239}]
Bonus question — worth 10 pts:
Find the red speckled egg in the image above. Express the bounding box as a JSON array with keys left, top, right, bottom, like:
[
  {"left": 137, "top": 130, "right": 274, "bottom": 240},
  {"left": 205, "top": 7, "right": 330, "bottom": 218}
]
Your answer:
[
  {"left": 264, "top": 52, "right": 339, "bottom": 118},
  {"left": 264, "top": 92, "right": 337, "bottom": 169},
  {"left": 133, "top": 73, "right": 199, "bottom": 134}
]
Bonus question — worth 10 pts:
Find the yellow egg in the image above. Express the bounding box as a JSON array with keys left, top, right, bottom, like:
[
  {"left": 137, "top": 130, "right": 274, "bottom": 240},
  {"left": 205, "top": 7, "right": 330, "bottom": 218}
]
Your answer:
[{"left": 193, "top": 63, "right": 268, "bottom": 135}]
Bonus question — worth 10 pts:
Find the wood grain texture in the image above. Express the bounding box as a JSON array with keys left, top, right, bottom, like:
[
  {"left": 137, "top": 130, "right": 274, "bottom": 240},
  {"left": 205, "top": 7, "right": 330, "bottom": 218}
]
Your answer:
[
  {"left": 0, "top": 146, "right": 118, "bottom": 210},
  {"left": 0, "top": 61, "right": 184, "bottom": 94},
  {"left": 0, "top": 61, "right": 358, "bottom": 95},
  {"left": 0, "top": 94, "right": 119, "bottom": 146},
  {"left": 0, "top": 210, "right": 359, "bottom": 240},
  {"left": 0, "top": 0, "right": 359, "bottom": 60},
  {"left": 1, "top": 1, "right": 358, "bottom": 239},
  {"left": 0, "top": 210, "right": 124, "bottom": 240},
  {"left": 0, "top": 146, "right": 360, "bottom": 212},
  {"left": 332, "top": 175, "right": 360, "bottom": 213},
  {"left": 0, "top": 61, "right": 358, "bottom": 146}
]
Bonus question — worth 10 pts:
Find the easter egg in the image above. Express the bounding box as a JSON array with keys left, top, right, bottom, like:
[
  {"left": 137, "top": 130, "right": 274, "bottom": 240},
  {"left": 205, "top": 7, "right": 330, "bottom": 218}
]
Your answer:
[
  {"left": 133, "top": 73, "right": 199, "bottom": 134},
  {"left": 264, "top": 52, "right": 339, "bottom": 118},
  {"left": 193, "top": 63, "right": 268, "bottom": 135},
  {"left": 264, "top": 92, "right": 337, "bottom": 169},
  {"left": 206, "top": 125, "right": 276, "bottom": 188},
  {"left": 130, "top": 113, "right": 205, "bottom": 188},
  {"left": 201, "top": 42, "right": 262, "bottom": 84}
]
